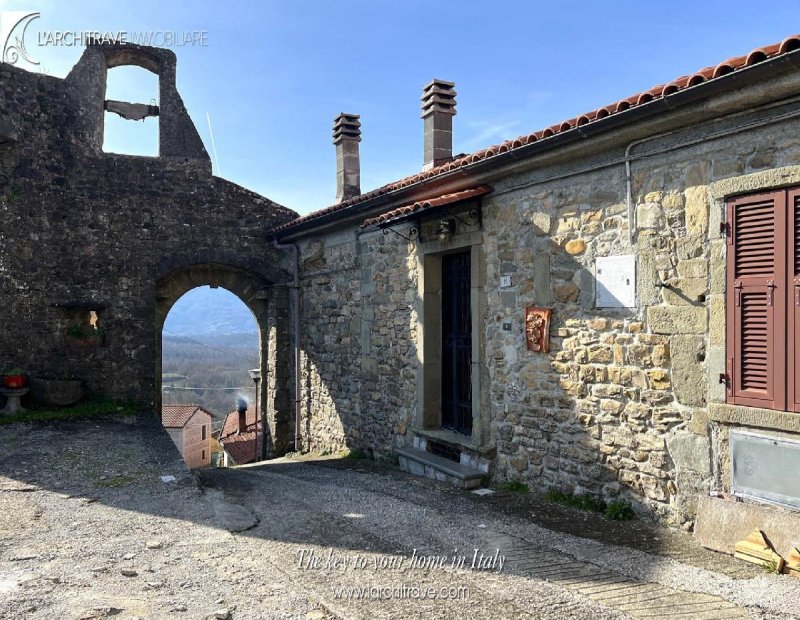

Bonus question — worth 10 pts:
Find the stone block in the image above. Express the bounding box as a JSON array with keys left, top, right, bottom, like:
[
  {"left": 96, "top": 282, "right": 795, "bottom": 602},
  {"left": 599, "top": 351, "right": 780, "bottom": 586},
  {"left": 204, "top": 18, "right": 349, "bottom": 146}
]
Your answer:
[
  {"left": 685, "top": 162, "right": 709, "bottom": 188},
  {"left": 661, "top": 278, "right": 707, "bottom": 306},
  {"left": 554, "top": 283, "right": 579, "bottom": 302},
  {"left": 684, "top": 186, "right": 709, "bottom": 236},
  {"left": 533, "top": 253, "right": 552, "bottom": 304},
  {"left": 646, "top": 369, "right": 671, "bottom": 390},
  {"left": 677, "top": 258, "right": 708, "bottom": 279},
  {"left": 662, "top": 192, "right": 684, "bottom": 210},
  {"left": 565, "top": 239, "right": 586, "bottom": 255},
  {"left": 647, "top": 306, "right": 707, "bottom": 334},
  {"left": 688, "top": 408, "right": 710, "bottom": 437},
  {"left": 652, "top": 344, "right": 670, "bottom": 367},
  {"left": 695, "top": 495, "right": 800, "bottom": 557},
  {"left": 637, "top": 202, "right": 663, "bottom": 229},
  {"left": 706, "top": 344, "right": 726, "bottom": 404},
  {"left": 671, "top": 335, "right": 707, "bottom": 407},
  {"left": 667, "top": 432, "right": 711, "bottom": 475},
  {"left": 637, "top": 250, "right": 659, "bottom": 306},
  {"left": 709, "top": 296, "right": 725, "bottom": 345},
  {"left": 531, "top": 211, "right": 552, "bottom": 235},
  {"left": 710, "top": 240, "right": 726, "bottom": 295}
]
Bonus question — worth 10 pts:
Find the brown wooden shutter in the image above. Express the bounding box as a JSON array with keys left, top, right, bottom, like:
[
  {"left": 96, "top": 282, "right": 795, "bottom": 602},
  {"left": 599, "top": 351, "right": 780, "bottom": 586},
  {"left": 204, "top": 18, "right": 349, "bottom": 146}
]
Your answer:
[
  {"left": 726, "top": 191, "right": 786, "bottom": 409},
  {"left": 789, "top": 189, "right": 800, "bottom": 412}
]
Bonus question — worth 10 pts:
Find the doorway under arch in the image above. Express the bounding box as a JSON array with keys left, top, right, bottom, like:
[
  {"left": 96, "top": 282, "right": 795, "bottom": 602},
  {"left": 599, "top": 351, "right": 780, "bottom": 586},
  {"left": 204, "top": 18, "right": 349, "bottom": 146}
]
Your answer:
[{"left": 155, "top": 263, "right": 293, "bottom": 457}]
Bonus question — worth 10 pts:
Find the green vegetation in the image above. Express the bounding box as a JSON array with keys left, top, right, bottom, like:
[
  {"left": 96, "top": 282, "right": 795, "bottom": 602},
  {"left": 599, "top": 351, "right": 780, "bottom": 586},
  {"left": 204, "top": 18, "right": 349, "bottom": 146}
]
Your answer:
[
  {"left": 604, "top": 500, "right": 636, "bottom": 521},
  {"left": 545, "top": 489, "right": 605, "bottom": 511},
  {"left": 544, "top": 489, "right": 636, "bottom": 521},
  {"left": 343, "top": 448, "right": 368, "bottom": 460},
  {"left": 67, "top": 324, "right": 105, "bottom": 338},
  {"left": 0, "top": 394, "right": 141, "bottom": 426},
  {"left": 500, "top": 480, "right": 529, "bottom": 494}
]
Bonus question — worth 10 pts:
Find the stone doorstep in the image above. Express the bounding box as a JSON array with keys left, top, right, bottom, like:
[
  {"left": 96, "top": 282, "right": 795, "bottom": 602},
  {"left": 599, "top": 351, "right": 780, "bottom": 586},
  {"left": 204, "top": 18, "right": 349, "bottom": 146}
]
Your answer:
[{"left": 396, "top": 447, "right": 485, "bottom": 489}]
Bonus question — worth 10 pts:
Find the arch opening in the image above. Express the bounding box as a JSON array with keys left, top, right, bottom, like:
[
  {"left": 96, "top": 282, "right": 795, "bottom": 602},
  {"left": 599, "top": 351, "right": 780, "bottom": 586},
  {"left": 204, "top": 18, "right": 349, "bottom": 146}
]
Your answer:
[
  {"left": 155, "top": 263, "right": 294, "bottom": 467},
  {"left": 161, "top": 286, "right": 259, "bottom": 469},
  {"left": 103, "top": 65, "right": 159, "bottom": 156}
]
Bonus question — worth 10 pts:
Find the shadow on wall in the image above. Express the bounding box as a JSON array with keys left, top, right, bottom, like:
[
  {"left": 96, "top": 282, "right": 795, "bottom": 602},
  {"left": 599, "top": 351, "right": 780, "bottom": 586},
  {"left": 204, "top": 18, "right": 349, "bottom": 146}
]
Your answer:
[{"left": 288, "top": 205, "right": 685, "bottom": 525}]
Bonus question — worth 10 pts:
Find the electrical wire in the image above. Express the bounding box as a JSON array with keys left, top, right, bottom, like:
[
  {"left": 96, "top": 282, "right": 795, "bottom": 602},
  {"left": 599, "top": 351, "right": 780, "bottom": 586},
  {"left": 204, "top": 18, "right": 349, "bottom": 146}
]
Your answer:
[{"left": 162, "top": 328, "right": 258, "bottom": 365}]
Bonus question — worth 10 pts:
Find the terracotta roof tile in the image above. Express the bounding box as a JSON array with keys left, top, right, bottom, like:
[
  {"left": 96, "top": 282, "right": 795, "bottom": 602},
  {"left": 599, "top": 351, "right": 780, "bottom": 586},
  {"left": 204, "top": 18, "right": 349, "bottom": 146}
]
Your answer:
[
  {"left": 272, "top": 34, "right": 800, "bottom": 235},
  {"left": 161, "top": 404, "right": 212, "bottom": 428},
  {"left": 362, "top": 185, "right": 493, "bottom": 228}
]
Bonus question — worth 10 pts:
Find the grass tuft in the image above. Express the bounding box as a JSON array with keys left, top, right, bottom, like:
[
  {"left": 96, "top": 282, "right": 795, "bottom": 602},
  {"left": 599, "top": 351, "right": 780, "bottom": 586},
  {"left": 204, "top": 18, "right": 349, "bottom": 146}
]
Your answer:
[
  {"left": 499, "top": 480, "right": 529, "bottom": 494},
  {"left": 342, "top": 448, "right": 368, "bottom": 460},
  {"left": 544, "top": 489, "right": 607, "bottom": 513},
  {"left": 604, "top": 500, "right": 636, "bottom": 521}
]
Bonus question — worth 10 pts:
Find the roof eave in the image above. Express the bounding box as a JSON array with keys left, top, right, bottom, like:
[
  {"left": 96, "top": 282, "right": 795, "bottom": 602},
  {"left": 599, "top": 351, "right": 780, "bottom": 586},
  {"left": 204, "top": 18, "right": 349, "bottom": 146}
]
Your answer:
[{"left": 272, "top": 49, "right": 800, "bottom": 239}]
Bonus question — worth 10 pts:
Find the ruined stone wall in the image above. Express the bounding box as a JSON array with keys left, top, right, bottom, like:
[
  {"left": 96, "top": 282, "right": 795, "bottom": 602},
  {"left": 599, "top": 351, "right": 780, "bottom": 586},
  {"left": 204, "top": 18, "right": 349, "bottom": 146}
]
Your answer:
[
  {"left": 0, "top": 55, "right": 296, "bottom": 414},
  {"left": 292, "top": 99, "right": 800, "bottom": 524}
]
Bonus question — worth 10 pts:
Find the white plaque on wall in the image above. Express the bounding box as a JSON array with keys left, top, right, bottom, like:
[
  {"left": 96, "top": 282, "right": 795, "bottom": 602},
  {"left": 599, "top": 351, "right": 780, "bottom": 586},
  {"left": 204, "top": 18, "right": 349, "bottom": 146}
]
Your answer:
[{"left": 595, "top": 255, "right": 636, "bottom": 308}]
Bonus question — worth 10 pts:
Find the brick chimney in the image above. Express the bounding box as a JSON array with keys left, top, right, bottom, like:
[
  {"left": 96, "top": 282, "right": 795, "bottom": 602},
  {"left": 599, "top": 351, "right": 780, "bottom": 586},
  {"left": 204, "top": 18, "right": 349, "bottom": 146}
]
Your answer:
[
  {"left": 421, "top": 79, "right": 457, "bottom": 170},
  {"left": 236, "top": 398, "right": 247, "bottom": 434},
  {"left": 333, "top": 113, "right": 361, "bottom": 202}
]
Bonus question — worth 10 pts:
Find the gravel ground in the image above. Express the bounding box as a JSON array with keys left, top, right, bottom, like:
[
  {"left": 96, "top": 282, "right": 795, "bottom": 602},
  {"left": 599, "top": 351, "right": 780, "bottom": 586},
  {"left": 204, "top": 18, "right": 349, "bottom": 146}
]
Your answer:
[{"left": 0, "top": 416, "right": 798, "bottom": 620}]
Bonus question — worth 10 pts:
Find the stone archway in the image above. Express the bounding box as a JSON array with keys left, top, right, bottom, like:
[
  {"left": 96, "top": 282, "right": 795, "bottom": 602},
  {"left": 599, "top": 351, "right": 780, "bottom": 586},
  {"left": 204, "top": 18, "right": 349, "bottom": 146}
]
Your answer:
[{"left": 155, "top": 263, "right": 293, "bottom": 456}]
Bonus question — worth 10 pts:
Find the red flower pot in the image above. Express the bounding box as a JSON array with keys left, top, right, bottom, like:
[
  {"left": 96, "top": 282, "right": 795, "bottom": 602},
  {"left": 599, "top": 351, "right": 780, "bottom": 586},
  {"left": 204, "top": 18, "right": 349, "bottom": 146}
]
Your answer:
[{"left": 2, "top": 375, "right": 26, "bottom": 389}]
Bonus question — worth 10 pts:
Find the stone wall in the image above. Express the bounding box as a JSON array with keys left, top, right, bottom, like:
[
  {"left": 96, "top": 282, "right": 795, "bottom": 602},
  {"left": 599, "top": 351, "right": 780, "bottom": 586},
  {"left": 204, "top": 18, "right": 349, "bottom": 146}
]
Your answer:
[
  {"left": 290, "top": 98, "right": 800, "bottom": 525},
  {"left": 295, "top": 228, "right": 418, "bottom": 457},
  {"left": 0, "top": 47, "right": 296, "bottom": 427}
]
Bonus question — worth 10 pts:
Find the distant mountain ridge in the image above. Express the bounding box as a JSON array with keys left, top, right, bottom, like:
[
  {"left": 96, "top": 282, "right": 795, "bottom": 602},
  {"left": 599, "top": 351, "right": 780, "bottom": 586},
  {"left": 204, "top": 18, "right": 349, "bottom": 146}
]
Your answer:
[{"left": 164, "top": 286, "right": 258, "bottom": 336}]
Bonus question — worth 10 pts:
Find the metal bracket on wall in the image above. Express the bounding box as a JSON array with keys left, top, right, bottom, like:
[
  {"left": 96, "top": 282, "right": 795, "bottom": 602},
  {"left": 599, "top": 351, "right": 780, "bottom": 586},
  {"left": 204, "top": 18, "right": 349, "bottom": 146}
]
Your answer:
[
  {"left": 442, "top": 207, "right": 482, "bottom": 231},
  {"left": 382, "top": 225, "right": 419, "bottom": 242}
]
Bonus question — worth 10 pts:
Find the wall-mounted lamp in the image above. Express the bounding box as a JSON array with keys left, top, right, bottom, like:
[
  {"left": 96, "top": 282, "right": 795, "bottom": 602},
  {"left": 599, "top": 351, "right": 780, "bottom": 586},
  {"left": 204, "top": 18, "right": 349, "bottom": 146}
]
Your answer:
[{"left": 437, "top": 218, "right": 455, "bottom": 242}]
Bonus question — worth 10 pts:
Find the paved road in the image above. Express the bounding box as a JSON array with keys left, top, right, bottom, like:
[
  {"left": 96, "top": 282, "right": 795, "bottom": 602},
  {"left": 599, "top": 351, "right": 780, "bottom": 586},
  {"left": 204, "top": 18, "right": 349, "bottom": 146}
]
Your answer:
[{"left": 1, "top": 419, "right": 798, "bottom": 619}]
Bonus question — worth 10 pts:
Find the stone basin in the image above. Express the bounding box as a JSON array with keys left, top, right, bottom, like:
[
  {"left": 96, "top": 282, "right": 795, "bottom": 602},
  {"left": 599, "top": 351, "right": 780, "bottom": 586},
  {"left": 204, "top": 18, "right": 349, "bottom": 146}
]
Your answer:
[{"left": 29, "top": 377, "right": 84, "bottom": 406}]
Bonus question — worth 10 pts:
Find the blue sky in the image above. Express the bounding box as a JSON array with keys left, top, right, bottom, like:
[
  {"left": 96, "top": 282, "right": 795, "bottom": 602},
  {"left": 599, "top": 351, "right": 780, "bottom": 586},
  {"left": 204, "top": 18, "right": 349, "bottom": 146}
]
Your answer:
[{"left": 4, "top": 0, "right": 800, "bottom": 215}]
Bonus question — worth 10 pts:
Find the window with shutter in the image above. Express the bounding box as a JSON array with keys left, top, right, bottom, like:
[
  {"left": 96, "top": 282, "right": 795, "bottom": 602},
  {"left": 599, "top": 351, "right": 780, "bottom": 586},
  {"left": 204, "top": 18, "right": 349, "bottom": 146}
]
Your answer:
[
  {"left": 726, "top": 191, "right": 786, "bottom": 410},
  {"left": 789, "top": 189, "right": 800, "bottom": 412}
]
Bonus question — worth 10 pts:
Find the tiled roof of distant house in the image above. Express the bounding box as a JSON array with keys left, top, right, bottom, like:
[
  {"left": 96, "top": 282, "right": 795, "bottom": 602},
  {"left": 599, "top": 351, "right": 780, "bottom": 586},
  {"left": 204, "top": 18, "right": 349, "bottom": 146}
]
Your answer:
[
  {"left": 161, "top": 404, "right": 212, "bottom": 428},
  {"left": 272, "top": 34, "right": 800, "bottom": 235},
  {"left": 218, "top": 406, "right": 262, "bottom": 465}
]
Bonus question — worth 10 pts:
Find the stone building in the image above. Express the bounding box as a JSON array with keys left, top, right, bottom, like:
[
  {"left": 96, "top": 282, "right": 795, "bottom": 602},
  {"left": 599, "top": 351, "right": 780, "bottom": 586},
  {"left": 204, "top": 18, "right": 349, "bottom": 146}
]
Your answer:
[
  {"left": 4, "top": 35, "right": 800, "bottom": 544},
  {"left": 272, "top": 34, "right": 800, "bottom": 537}
]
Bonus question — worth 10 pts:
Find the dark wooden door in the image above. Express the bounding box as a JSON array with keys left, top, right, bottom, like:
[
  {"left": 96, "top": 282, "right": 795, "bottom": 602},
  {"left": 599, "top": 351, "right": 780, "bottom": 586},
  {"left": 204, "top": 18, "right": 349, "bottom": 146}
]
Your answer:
[{"left": 441, "top": 251, "right": 472, "bottom": 435}]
